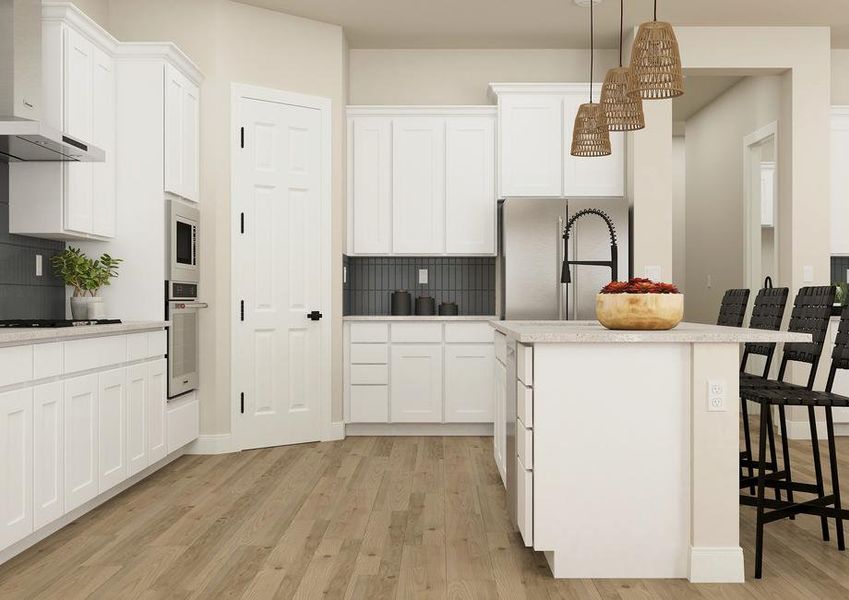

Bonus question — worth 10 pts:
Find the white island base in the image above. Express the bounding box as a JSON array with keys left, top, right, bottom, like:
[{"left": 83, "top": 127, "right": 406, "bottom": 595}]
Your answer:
[{"left": 491, "top": 321, "right": 809, "bottom": 583}]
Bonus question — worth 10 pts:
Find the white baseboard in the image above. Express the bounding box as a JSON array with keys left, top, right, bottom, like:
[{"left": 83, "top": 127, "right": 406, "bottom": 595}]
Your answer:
[
  {"left": 688, "top": 546, "right": 745, "bottom": 583},
  {"left": 323, "top": 421, "right": 345, "bottom": 441},
  {"left": 346, "top": 423, "right": 493, "bottom": 436},
  {"left": 186, "top": 433, "right": 234, "bottom": 454},
  {"left": 0, "top": 445, "right": 188, "bottom": 566}
]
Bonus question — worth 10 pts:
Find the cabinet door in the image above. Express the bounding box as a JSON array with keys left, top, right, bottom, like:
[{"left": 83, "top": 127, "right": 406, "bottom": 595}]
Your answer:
[
  {"left": 390, "top": 345, "right": 443, "bottom": 422},
  {"left": 98, "top": 368, "right": 127, "bottom": 492},
  {"left": 64, "top": 374, "right": 98, "bottom": 511},
  {"left": 562, "top": 94, "right": 625, "bottom": 197},
  {"left": 0, "top": 388, "right": 33, "bottom": 551},
  {"left": 499, "top": 94, "right": 563, "bottom": 197},
  {"left": 148, "top": 359, "right": 168, "bottom": 464},
  {"left": 494, "top": 358, "right": 507, "bottom": 485},
  {"left": 349, "top": 117, "right": 392, "bottom": 254},
  {"left": 164, "top": 64, "right": 185, "bottom": 199},
  {"left": 445, "top": 117, "right": 496, "bottom": 255},
  {"left": 127, "top": 364, "right": 148, "bottom": 477},
  {"left": 181, "top": 80, "right": 200, "bottom": 202},
  {"left": 832, "top": 111, "right": 849, "bottom": 255},
  {"left": 392, "top": 118, "right": 445, "bottom": 254},
  {"left": 33, "top": 382, "right": 64, "bottom": 530},
  {"left": 91, "top": 46, "right": 116, "bottom": 238},
  {"left": 444, "top": 344, "right": 495, "bottom": 423}
]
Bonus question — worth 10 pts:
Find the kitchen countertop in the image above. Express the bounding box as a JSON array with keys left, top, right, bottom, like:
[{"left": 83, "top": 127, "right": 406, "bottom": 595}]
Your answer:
[
  {"left": 344, "top": 315, "right": 499, "bottom": 321},
  {"left": 490, "top": 320, "right": 812, "bottom": 344},
  {"left": 0, "top": 321, "right": 170, "bottom": 346}
]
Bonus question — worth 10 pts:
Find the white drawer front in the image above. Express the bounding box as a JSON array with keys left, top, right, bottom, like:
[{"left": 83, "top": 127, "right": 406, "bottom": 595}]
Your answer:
[
  {"left": 517, "top": 343, "right": 533, "bottom": 386},
  {"left": 445, "top": 322, "right": 494, "bottom": 343},
  {"left": 350, "top": 364, "right": 389, "bottom": 385},
  {"left": 126, "top": 333, "right": 148, "bottom": 362},
  {"left": 350, "top": 344, "right": 389, "bottom": 364},
  {"left": 391, "top": 322, "right": 443, "bottom": 343},
  {"left": 33, "top": 342, "right": 63, "bottom": 380},
  {"left": 517, "top": 456, "right": 533, "bottom": 547},
  {"left": 518, "top": 381, "right": 533, "bottom": 428},
  {"left": 349, "top": 385, "right": 389, "bottom": 422},
  {"left": 517, "top": 422, "right": 533, "bottom": 469},
  {"left": 148, "top": 330, "right": 168, "bottom": 358},
  {"left": 0, "top": 345, "right": 33, "bottom": 388},
  {"left": 167, "top": 392, "right": 199, "bottom": 453},
  {"left": 350, "top": 323, "right": 389, "bottom": 343},
  {"left": 494, "top": 331, "right": 507, "bottom": 364},
  {"left": 64, "top": 335, "right": 127, "bottom": 374}
]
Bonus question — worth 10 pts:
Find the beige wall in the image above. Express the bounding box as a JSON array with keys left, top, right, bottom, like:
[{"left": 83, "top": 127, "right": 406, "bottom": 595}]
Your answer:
[
  {"left": 672, "top": 136, "right": 686, "bottom": 294},
  {"left": 833, "top": 49, "right": 849, "bottom": 104},
  {"left": 106, "top": 0, "right": 348, "bottom": 435},
  {"left": 71, "top": 0, "right": 109, "bottom": 29},
  {"left": 349, "top": 49, "right": 618, "bottom": 105},
  {"left": 683, "top": 76, "right": 782, "bottom": 323}
]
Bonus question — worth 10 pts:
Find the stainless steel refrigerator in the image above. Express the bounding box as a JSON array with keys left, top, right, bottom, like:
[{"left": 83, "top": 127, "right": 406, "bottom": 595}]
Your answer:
[{"left": 498, "top": 197, "right": 630, "bottom": 321}]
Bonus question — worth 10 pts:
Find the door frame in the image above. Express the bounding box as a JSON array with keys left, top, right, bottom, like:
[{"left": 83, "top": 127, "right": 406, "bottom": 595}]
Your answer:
[
  {"left": 742, "top": 121, "right": 779, "bottom": 296},
  {"left": 230, "top": 83, "right": 333, "bottom": 450}
]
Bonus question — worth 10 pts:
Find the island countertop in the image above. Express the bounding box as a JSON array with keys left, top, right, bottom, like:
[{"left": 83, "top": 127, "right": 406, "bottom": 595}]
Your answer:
[{"left": 490, "top": 320, "right": 812, "bottom": 344}]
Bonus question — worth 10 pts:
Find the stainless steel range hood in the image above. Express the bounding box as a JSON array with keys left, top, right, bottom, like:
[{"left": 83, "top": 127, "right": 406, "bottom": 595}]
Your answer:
[{"left": 0, "top": 0, "right": 105, "bottom": 162}]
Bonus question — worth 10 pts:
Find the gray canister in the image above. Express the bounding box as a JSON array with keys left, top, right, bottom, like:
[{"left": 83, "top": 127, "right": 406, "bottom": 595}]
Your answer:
[
  {"left": 391, "top": 290, "right": 412, "bottom": 316},
  {"left": 415, "top": 295, "right": 436, "bottom": 316}
]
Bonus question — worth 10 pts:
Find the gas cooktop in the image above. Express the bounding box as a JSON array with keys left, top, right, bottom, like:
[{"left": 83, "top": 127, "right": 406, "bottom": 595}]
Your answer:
[{"left": 0, "top": 319, "right": 123, "bottom": 328}]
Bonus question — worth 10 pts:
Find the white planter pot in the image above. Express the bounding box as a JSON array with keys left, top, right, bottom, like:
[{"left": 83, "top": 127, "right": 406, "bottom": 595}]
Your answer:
[
  {"left": 70, "top": 296, "right": 87, "bottom": 320},
  {"left": 87, "top": 296, "right": 106, "bottom": 320}
]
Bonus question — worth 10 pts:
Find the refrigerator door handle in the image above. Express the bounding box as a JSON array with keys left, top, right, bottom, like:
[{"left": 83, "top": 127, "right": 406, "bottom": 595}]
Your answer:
[{"left": 557, "top": 216, "right": 564, "bottom": 320}]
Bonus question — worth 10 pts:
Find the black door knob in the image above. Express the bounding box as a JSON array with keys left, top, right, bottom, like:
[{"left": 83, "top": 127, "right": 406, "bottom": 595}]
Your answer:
[{"left": 307, "top": 310, "right": 323, "bottom": 321}]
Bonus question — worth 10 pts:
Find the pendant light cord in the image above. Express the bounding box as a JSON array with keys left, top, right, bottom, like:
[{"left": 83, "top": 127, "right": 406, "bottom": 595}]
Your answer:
[
  {"left": 589, "top": 0, "right": 594, "bottom": 103},
  {"left": 654, "top": 0, "right": 658, "bottom": 22},
  {"left": 618, "top": 0, "right": 623, "bottom": 67}
]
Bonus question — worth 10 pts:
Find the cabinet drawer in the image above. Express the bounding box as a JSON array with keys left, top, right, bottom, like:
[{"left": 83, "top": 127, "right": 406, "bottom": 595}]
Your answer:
[
  {"left": 445, "top": 322, "right": 494, "bottom": 343},
  {"left": 0, "top": 345, "right": 33, "bottom": 388},
  {"left": 517, "top": 343, "right": 533, "bottom": 386},
  {"left": 126, "top": 333, "right": 148, "bottom": 362},
  {"left": 350, "top": 344, "right": 389, "bottom": 364},
  {"left": 350, "top": 323, "right": 389, "bottom": 343},
  {"left": 494, "top": 331, "right": 507, "bottom": 364},
  {"left": 391, "top": 322, "right": 443, "bottom": 343},
  {"left": 518, "top": 381, "right": 533, "bottom": 428},
  {"left": 167, "top": 391, "right": 199, "bottom": 453},
  {"left": 517, "top": 422, "right": 533, "bottom": 469},
  {"left": 64, "top": 335, "right": 127, "bottom": 374},
  {"left": 517, "top": 455, "right": 533, "bottom": 547},
  {"left": 33, "top": 342, "right": 63, "bottom": 380},
  {"left": 350, "top": 364, "right": 389, "bottom": 385},
  {"left": 349, "top": 385, "right": 389, "bottom": 422}
]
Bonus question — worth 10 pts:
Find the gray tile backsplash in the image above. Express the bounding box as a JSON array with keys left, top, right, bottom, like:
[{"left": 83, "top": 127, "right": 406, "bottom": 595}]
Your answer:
[
  {"left": 344, "top": 256, "right": 496, "bottom": 316},
  {"left": 0, "top": 163, "right": 66, "bottom": 319}
]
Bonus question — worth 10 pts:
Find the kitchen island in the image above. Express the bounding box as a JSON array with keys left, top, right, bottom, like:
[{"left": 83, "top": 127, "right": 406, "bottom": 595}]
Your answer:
[{"left": 490, "top": 320, "right": 810, "bottom": 583}]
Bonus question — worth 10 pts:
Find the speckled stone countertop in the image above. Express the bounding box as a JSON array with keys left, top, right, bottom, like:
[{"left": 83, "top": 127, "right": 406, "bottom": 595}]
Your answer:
[
  {"left": 0, "top": 321, "right": 169, "bottom": 346},
  {"left": 490, "top": 320, "right": 812, "bottom": 344},
  {"left": 344, "top": 315, "right": 498, "bottom": 321}
]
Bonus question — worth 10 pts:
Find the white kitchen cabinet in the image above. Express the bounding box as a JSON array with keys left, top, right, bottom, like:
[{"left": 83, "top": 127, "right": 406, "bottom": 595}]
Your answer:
[
  {"left": 98, "top": 368, "right": 127, "bottom": 492},
  {"left": 562, "top": 94, "right": 625, "bottom": 197},
  {"left": 348, "top": 117, "right": 392, "bottom": 254},
  {"left": 126, "top": 364, "right": 148, "bottom": 477},
  {"left": 832, "top": 108, "right": 849, "bottom": 255},
  {"left": 444, "top": 344, "right": 495, "bottom": 422},
  {"left": 33, "top": 382, "right": 64, "bottom": 530},
  {"left": 390, "top": 344, "right": 444, "bottom": 422},
  {"left": 90, "top": 46, "right": 117, "bottom": 237},
  {"left": 64, "top": 27, "right": 95, "bottom": 143},
  {"left": 148, "top": 359, "right": 168, "bottom": 464},
  {"left": 0, "top": 389, "right": 33, "bottom": 551},
  {"left": 165, "top": 63, "right": 200, "bottom": 203},
  {"left": 392, "top": 118, "right": 446, "bottom": 254},
  {"left": 494, "top": 346, "right": 507, "bottom": 486},
  {"left": 64, "top": 374, "right": 99, "bottom": 512},
  {"left": 445, "top": 117, "right": 496, "bottom": 254},
  {"left": 166, "top": 391, "right": 199, "bottom": 453}
]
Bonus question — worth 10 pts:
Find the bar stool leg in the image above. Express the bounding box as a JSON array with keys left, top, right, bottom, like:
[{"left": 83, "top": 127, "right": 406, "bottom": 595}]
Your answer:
[
  {"left": 742, "top": 397, "right": 755, "bottom": 494},
  {"left": 826, "top": 406, "right": 845, "bottom": 551},
  {"left": 778, "top": 405, "right": 795, "bottom": 519},
  {"left": 809, "top": 405, "right": 830, "bottom": 542},
  {"left": 755, "top": 404, "right": 769, "bottom": 579},
  {"left": 766, "top": 408, "right": 781, "bottom": 503}
]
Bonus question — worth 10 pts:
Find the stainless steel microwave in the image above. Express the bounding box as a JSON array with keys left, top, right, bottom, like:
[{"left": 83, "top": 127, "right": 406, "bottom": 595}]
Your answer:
[{"left": 168, "top": 199, "right": 199, "bottom": 283}]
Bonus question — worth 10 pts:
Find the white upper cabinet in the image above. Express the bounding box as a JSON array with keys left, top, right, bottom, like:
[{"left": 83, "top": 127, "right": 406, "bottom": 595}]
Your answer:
[
  {"left": 392, "top": 117, "right": 446, "bottom": 254},
  {"left": 491, "top": 83, "right": 626, "bottom": 198},
  {"left": 832, "top": 108, "right": 849, "bottom": 255},
  {"left": 165, "top": 64, "right": 200, "bottom": 203},
  {"left": 90, "top": 46, "right": 116, "bottom": 237},
  {"left": 445, "top": 117, "right": 496, "bottom": 254},
  {"left": 347, "top": 107, "right": 497, "bottom": 256},
  {"left": 348, "top": 117, "right": 392, "bottom": 254}
]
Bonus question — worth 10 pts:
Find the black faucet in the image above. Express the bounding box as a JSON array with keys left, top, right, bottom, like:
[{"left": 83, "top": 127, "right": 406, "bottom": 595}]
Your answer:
[{"left": 560, "top": 208, "right": 619, "bottom": 318}]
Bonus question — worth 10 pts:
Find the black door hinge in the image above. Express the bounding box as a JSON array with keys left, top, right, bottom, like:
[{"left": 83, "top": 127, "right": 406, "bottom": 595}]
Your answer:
[
  {"left": 240, "top": 392, "right": 245, "bottom": 414},
  {"left": 240, "top": 300, "right": 245, "bottom": 321},
  {"left": 240, "top": 127, "right": 245, "bottom": 148},
  {"left": 240, "top": 212, "right": 245, "bottom": 234}
]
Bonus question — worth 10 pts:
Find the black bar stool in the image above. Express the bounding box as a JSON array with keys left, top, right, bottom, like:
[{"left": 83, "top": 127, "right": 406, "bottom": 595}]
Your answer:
[
  {"left": 717, "top": 288, "right": 750, "bottom": 327},
  {"left": 742, "top": 303, "right": 849, "bottom": 579}
]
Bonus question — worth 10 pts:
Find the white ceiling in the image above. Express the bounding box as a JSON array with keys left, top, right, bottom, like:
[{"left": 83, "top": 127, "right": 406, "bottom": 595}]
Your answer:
[
  {"left": 234, "top": 0, "right": 848, "bottom": 49},
  {"left": 672, "top": 76, "right": 744, "bottom": 122}
]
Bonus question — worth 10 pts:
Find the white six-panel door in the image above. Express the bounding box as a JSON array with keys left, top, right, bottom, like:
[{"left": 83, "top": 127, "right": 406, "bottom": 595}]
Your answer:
[{"left": 234, "top": 92, "right": 324, "bottom": 450}]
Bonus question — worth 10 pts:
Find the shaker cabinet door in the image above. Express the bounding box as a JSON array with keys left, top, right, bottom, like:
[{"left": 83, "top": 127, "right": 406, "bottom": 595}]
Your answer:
[
  {"left": 64, "top": 374, "right": 99, "bottom": 512},
  {"left": 349, "top": 117, "right": 392, "bottom": 254},
  {"left": 33, "top": 382, "right": 64, "bottom": 530},
  {"left": 390, "top": 345, "right": 443, "bottom": 422},
  {"left": 499, "top": 94, "right": 563, "bottom": 197},
  {"left": 444, "top": 344, "right": 495, "bottom": 423},
  {"left": 0, "top": 388, "right": 33, "bottom": 551}
]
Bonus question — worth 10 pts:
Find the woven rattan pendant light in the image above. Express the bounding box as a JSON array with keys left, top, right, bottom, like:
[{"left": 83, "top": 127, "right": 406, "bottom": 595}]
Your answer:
[
  {"left": 600, "top": 0, "right": 645, "bottom": 131},
  {"left": 571, "top": 0, "right": 611, "bottom": 157},
  {"left": 628, "top": 0, "right": 684, "bottom": 100}
]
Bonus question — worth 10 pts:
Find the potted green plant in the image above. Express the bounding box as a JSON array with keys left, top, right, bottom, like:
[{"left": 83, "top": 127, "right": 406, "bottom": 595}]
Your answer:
[{"left": 51, "top": 248, "right": 122, "bottom": 319}]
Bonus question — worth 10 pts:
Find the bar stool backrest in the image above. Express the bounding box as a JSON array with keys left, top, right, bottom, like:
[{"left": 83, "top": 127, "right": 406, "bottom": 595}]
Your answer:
[
  {"left": 742, "top": 287, "right": 790, "bottom": 375},
  {"left": 778, "top": 286, "right": 836, "bottom": 388},
  {"left": 826, "top": 304, "right": 849, "bottom": 392},
  {"left": 717, "top": 289, "right": 750, "bottom": 327}
]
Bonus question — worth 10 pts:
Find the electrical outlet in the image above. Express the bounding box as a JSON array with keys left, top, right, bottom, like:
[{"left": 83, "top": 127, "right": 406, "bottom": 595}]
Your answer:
[
  {"left": 418, "top": 268, "right": 428, "bottom": 285},
  {"left": 707, "top": 379, "right": 726, "bottom": 412},
  {"left": 35, "top": 254, "right": 42, "bottom": 277}
]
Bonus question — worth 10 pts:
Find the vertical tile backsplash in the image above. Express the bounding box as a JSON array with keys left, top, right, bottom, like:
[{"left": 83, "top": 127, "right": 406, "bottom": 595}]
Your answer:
[
  {"left": 0, "top": 163, "right": 66, "bottom": 319},
  {"left": 832, "top": 256, "right": 849, "bottom": 284},
  {"left": 344, "top": 256, "right": 496, "bottom": 316}
]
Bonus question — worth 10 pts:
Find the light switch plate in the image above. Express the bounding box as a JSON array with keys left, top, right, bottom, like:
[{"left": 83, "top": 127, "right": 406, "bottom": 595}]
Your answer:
[
  {"left": 803, "top": 265, "right": 814, "bottom": 283},
  {"left": 418, "top": 268, "right": 428, "bottom": 285},
  {"left": 35, "top": 254, "right": 42, "bottom": 277},
  {"left": 343, "top": 266, "right": 347, "bottom": 284}
]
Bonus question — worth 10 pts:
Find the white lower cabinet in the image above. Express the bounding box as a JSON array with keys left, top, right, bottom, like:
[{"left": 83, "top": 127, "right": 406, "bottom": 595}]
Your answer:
[
  {"left": 494, "top": 358, "right": 507, "bottom": 486},
  {"left": 98, "top": 368, "right": 127, "bottom": 492},
  {"left": 517, "top": 455, "right": 533, "bottom": 547},
  {"left": 64, "top": 374, "right": 99, "bottom": 512},
  {"left": 166, "top": 391, "right": 199, "bottom": 453},
  {"left": 444, "top": 344, "right": 495, "bottom": 422},
  {"left": 33, "top": 382, "right": 64, "bottom": 529},
  {"left": 0, "top": 389, "right": 33, "bottom": 551},
  {"left": 147, "top": 359, "right": 168, "bottom": 464},
  {"left": 391, "top": 345, "right": 444, "bottom": 423},
  {"left": 126, "top": 364, "right": 148, "bottom": 477}
]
